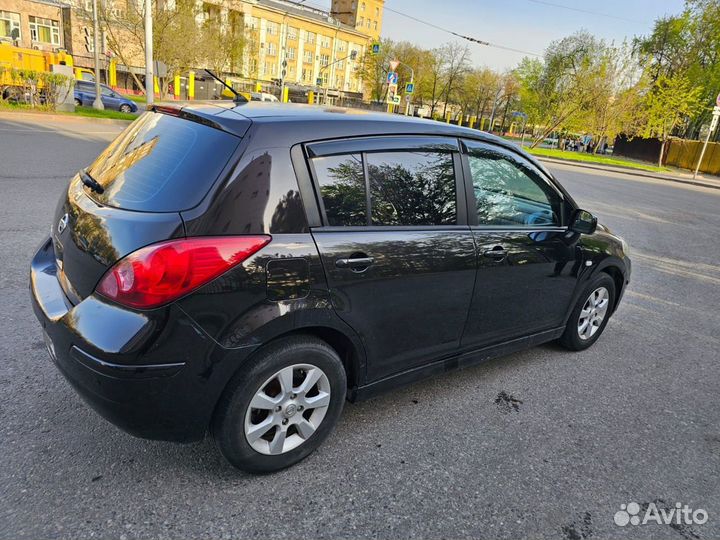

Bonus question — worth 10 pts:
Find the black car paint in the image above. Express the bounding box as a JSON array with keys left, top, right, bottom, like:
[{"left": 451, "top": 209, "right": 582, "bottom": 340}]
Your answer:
[{"left": 30, "top": 102, "right": 630, "bottom": 442}]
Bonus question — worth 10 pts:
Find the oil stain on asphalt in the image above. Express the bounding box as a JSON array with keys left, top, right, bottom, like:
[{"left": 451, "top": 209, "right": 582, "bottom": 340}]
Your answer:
[{"left": 494, "top": 391, "right": 523, "bottom": 414}]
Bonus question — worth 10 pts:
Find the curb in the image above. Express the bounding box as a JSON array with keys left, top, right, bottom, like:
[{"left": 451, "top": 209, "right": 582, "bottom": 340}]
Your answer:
[
  {"left": 0, "top": 111, "right": 133, "bottom": 126},
  {"left": 536, "top": 157, "right": 720, "bottom": 191}
]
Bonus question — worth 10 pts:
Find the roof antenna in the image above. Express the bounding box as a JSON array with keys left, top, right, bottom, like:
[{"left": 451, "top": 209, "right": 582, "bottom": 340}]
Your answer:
[{"left": 202, "top": 69, "right": 248, "bottom": 104}]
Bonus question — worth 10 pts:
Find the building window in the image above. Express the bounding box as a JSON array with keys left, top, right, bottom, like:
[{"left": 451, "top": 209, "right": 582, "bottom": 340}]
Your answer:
[
  {"left": 358, "top": 17, "right": 364, "bottom": 27},
  {"left": 287, "top": 47, "right": 296, "bottom": 60},
  {"left": 337, "top": 60, "right": 344, "bottom": 69},
  {"left": 361, "top": 2, "right": 366, "bottom": 11},
  {"left": 287, "top": 26, "right": 298, "bottom": 40},
  {"left": 245, "top": 16, "right": 259, "bottom": 29},
  {"left": 0, "top": 11, "right": 21, "bottom": 40},
  {"left": 29, "top": 16, "right": 61, "bottom": 45},
  {"left": 373, "top": 20, "right": 378, "bottom": 30},
  {"left": 266, "top": 21, "right": 278, "bottom": 35},
  {"left": 267, "top": 42, "right": 277, "bottom": 55},
  {"left": 305, "top": 30, "right": 315, "bottom": 44},
  {"left": 337, "top": 40, "right": 346, "bottom": 53},
  {"left": 320, "top": 54, "right": 329, "bottom": 67},
  {"left": 376, "top": 7, "right": 379, "bottom": 16},
  {"left": 366, "top": 19, "right": 370, "bottom": 28},
  {"left": 320, "top": 35, "right": 330, "bottom": 48},
  {"left": 304, "top": 50, "right": 313, "bottom": 63}
]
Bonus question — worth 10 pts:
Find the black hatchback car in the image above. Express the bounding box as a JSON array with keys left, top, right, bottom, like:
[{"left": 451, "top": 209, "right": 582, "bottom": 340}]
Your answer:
[{"left": 30, "top": 103, "right": 630, "bottom": 472}]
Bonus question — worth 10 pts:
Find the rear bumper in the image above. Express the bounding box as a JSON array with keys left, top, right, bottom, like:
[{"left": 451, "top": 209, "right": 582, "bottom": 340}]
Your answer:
[{"left": 30, "top": 237, "right": 257, "bottom": 442}]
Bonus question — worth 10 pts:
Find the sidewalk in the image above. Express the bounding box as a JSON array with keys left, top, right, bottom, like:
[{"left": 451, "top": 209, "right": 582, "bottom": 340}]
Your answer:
[
  {"left": 0, "top": 110, "right": 134, "bottom": 126},
  {"left": 537, "top": 156, "right": 720, "bottom": 191}
]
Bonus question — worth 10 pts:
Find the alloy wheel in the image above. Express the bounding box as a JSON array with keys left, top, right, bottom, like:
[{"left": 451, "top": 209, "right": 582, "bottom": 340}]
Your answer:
[
  {"left": 577, "top": 286, "right": 609, "bottom": 340},
  {"left": 244, "top": 364, "right": 331, "bottom": 455}
]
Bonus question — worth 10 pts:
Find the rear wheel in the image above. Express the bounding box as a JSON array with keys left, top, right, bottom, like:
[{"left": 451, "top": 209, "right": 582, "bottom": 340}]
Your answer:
[
  {"left": 212, "top": 336, "right": 346, "bottom": 473},
  {"left": 559, "top": 273, "right": 616, "bottom": 351},
  {"left": 74, "top": 98, "right": 82, "bottom": 107}
]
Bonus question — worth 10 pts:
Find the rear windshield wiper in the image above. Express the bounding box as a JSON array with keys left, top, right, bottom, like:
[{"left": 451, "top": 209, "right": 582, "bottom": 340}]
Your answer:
[{"left": 80, "top": 169, "right": 104, "bottom": 194}]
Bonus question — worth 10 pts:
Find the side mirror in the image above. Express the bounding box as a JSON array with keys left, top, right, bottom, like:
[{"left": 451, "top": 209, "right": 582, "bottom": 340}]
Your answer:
[{"left": 570, "top": 209, "right": 597, "bottom": 234}]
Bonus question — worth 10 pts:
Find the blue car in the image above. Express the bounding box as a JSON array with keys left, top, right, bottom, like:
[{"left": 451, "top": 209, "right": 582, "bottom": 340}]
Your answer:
[{"left": 74, "top": 81, "right": 138, "bottom": 113}]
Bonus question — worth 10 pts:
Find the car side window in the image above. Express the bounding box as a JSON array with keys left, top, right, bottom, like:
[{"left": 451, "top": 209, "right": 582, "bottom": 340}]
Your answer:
[
  {"left": 312, "top": 153, "right": 367, "bottom": 226},
  {"left": 311, "top": 148, "right": 457, "bottom": 227},
  {"left": 366, "top": 151, "right": 456, "bottom": 226},
  {"left": 465, "top": 143, "right": 562, "bottom": 227}
]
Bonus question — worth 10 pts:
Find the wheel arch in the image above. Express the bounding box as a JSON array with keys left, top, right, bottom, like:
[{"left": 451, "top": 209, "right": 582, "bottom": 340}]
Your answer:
[{"left": 600, "top": 265, "right": 625, "bottom": 313}]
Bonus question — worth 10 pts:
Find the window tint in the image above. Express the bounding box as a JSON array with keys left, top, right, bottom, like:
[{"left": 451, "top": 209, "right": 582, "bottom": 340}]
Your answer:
[
  {"left": 86, "top": 111, "right": 240, "bottom": 212},
  {"left": 366, "top": 151, "right": 456, "bottom": 226},
  {"left": 312, "top": 154, "right": 366, "bottom": 226},
  {"left": 467, "top": 145, "right": 561, "bottom": 226}
]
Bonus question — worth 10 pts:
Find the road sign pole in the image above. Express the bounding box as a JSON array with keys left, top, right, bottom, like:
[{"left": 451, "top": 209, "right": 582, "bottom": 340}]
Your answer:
[{"left": 694, "top": 103, "right": 720, "bottom": 179}]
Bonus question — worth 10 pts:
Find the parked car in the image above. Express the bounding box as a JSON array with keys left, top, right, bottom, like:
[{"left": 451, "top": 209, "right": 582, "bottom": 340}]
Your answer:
[
  {"left": 30, "top": 103, "right": 631, "bottom": 473},
  {"left": 249, "top": 91, "right": 279, "bottom": 102},
  {"left": 74, "top": 81, "right": 138, "bottom": 113}
]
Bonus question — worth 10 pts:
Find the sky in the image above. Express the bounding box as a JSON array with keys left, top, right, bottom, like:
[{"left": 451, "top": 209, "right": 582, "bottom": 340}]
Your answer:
[{"left": 314, "top": 0, "right": 687, "bottom": 71}]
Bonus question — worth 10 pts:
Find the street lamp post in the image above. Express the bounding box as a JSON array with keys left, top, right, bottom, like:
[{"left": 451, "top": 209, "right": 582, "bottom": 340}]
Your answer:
[
  {"left": 319, "top": 50, "right": 357, "bottom": 105},
  {"left": 144, "top": 0, "right": 154, "bottom": 105},
  {"left": 91, "top": 0, "right": 103, "bottom": 110}
]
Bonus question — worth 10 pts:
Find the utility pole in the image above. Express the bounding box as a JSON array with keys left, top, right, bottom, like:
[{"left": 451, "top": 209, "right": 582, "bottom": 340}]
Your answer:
[
  {"left": 144, "top": 0, "right": 154, "bottom": 105},
  {"left": 694, "top": 99, "right": 720, "bottom": 179},
  {"left": 91, "top": 0, "right": 103, "bottom": 110}
]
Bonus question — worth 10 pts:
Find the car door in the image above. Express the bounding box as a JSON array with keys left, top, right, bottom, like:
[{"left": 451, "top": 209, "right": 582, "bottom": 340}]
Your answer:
[
  {"left": 306, "top": 136, "right": 477, "bottom": 381},
  {"left": 101, "top": 86, "right": 120, "bottom": 110},
  {"left": 460, "top": 139, "right": 580, "bottom": 349},
  {"left": 77, "top": 82, "right": 93, "bottom": 106}
]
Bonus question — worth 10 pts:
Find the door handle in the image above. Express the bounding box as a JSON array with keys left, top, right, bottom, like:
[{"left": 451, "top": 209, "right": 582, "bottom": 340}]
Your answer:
[
  {"left": 482, "top": 246, "right": 508, "bottom": 260},
  {"left": 335, "top": 256, "right": 374, "bottom": 270}
]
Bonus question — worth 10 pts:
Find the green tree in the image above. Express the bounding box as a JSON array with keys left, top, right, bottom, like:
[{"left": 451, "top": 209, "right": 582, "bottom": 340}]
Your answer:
[{"left": 640, "top": 73, "right": 704, "bottom": 165}]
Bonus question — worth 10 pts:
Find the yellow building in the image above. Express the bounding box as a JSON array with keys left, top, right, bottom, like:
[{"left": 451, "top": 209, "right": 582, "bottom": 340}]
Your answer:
[
  {"left": 216, "top": 0, "right": 383, "bottom": 95},
  {"left": 330, "top": 0, "right": 383, "bottom": 41},
  {"left": 2, "top": 0, "right": 385, "bottom": 98}
]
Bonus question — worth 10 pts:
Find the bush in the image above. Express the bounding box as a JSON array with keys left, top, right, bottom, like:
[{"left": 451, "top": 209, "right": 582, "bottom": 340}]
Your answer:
[{"left": 1, "top": 68, "right": 74, "bottom": 110}]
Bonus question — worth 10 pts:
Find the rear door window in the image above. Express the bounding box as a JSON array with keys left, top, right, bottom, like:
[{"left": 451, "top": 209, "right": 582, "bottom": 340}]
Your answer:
[
  {"left": 366, "top": 151, "right": 456, "bottom": 226},
  {"left": 85, "top": 111, "right": 240, "bottom": 212},
  {"left": 309, "top": 139, "right": 458, "bottom": 227}
]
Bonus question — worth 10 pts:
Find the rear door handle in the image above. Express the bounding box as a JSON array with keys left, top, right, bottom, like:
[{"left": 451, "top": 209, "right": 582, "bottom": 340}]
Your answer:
[
  {"left": 335, "top": 256, "right": 374, "bottom": 270},
  {"left": 482, "top": 246, "right": 508, "bottom": 260}
]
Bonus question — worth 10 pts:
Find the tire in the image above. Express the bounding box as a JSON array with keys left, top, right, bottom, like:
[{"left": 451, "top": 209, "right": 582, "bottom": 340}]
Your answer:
[
  {"left": 119, "top": 104, "right": 132, "bottom": 113},
  {"left": 559, "top": 272, "right": 616, "bottom": 351},
  {"left": 212, "top": 335, "right": 347, "bottom": 473},
  {"left": 74, "top": 98, "right": 82, "bottom": 107}
]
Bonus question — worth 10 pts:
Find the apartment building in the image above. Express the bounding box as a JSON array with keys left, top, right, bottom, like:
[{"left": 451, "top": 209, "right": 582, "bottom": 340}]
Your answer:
[
  {"left": 0, "top": 0, "right": 67, "bottom": 51},
  {"left": 1, "top": 0, "right": 384, "bottom": 97}
]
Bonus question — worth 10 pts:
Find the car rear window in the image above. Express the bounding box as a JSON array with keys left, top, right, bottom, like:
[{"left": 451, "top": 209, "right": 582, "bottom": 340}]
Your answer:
[{"left": 85, "top": 111, "right": 240, "bottom": 212}]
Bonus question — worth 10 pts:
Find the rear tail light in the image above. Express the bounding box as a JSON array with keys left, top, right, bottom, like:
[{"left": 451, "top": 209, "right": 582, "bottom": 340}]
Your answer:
[{"left": 96, "top": 236, "right": 271, "bottom": 309}]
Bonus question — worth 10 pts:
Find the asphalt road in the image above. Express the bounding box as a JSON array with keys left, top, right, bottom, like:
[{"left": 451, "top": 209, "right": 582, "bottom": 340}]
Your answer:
[{"left": 1, "top": 115, "right": 719, "bottom": 540}]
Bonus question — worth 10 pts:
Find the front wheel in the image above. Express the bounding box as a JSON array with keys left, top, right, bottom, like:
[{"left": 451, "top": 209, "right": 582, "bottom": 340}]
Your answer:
[
  {"left": 119, "top": 104, "right": 132, "bottom": 113},
  {"left": 212, "top": 336, "right": 346, "bottom": 473},
  {"left": 559, "top": 273, "right": 616, "bottom": 351}
]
